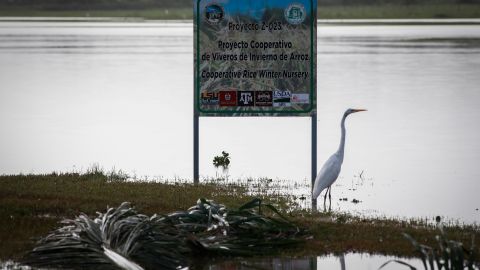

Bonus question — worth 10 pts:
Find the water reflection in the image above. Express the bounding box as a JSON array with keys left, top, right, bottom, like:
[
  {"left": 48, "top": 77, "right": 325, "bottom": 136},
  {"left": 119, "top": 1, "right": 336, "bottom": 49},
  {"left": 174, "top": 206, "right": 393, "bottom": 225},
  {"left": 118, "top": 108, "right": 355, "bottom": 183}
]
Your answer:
[
  {"left": 0, "top": 254, "right": 422, "bottom": 270},
  {"left": 204, "top": 253, "right": 423, "bottom": 270}
]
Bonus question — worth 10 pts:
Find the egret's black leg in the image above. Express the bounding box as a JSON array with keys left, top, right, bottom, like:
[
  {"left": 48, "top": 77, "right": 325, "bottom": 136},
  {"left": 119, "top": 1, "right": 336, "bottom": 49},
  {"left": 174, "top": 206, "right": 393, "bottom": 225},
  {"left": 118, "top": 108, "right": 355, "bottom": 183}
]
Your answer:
[
  {"left": 328, "top": 187, "right": 332, "bottom": 211},
  {"left": 323, "top": 186, "right": 331, "bottom": 212},
  {"left": 323, "top": 190, "right": 328, "bottom": 212}
]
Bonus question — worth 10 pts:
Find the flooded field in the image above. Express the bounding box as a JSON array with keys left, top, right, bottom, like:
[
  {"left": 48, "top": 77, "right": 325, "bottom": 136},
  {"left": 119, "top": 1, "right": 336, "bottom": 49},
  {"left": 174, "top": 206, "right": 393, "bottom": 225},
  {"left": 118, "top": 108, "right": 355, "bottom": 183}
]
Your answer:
[{"left": 0, "top": 20, "right": 479, "bottom": 224}]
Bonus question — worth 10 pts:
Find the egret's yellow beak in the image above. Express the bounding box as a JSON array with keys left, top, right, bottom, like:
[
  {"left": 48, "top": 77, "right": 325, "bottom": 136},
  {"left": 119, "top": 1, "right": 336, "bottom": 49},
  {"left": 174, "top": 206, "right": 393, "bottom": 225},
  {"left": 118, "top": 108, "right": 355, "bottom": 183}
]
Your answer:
[{"left": 352, "top": 109, "right": 367, "bottom": 113}]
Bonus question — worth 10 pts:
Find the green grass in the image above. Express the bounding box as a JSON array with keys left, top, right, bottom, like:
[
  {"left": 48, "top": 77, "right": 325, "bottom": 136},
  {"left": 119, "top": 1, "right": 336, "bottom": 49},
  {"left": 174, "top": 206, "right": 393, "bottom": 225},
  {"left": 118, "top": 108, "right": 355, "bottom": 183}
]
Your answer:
[
  {"left": 0, "top": 4, "right": 479, "bottom": 20},
  {"left": 0, "top": 171, "right": 479, "bottom": 263}
]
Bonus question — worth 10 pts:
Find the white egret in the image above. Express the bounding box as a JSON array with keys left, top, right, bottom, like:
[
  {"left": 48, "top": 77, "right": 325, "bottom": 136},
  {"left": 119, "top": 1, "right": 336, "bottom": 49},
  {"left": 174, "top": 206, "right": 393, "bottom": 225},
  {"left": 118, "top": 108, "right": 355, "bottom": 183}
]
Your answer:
[{"left": 313, "top": 108, "right": 367, "bottom": 211}]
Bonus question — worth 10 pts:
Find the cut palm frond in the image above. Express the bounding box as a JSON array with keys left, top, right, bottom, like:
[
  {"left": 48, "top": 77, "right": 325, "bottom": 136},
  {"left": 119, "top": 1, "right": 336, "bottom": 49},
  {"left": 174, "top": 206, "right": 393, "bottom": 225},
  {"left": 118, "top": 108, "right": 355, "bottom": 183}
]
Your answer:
[{"left": 24, "top": 198, "right": 307, "bottom": 270}]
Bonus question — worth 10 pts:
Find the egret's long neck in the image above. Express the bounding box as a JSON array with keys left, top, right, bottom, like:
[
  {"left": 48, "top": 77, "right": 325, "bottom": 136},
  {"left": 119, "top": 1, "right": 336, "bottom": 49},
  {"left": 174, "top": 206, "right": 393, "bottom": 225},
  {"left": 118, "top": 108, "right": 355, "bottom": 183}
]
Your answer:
[{"left": 337, "top": 114, "right": 348, "bottom": 161}]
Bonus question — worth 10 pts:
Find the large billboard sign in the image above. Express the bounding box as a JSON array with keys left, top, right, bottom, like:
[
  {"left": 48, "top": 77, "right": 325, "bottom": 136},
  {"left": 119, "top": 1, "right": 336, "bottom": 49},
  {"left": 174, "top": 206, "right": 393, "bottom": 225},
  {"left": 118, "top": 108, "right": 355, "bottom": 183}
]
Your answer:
[{"left": 194, "top": 0, "right": 317, "bottom": 116}]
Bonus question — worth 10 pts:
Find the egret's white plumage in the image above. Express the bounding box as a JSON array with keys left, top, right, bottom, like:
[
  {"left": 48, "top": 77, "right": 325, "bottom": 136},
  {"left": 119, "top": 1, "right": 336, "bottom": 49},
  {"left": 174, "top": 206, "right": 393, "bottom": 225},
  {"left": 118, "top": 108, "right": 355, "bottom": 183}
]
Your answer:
[
  {"left": 312, "top": 152, "right": 342, "bottom": 200},
  {"left": 312, "top": 108, "right": 366, "bottom": 210}
]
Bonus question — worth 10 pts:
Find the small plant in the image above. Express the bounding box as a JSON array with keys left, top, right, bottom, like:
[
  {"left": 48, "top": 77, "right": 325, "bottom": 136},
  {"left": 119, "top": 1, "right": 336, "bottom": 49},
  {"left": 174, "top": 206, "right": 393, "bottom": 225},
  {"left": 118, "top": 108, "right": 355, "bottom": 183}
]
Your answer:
[
  {"left": 213, "top": 151, "right": 231, "bottom": 180},
  {"left": 379, "top": 227, "right": 479, "bottom": 270},
  {"left": 213, "top": 151, "right": 231, "bottom": 171}
]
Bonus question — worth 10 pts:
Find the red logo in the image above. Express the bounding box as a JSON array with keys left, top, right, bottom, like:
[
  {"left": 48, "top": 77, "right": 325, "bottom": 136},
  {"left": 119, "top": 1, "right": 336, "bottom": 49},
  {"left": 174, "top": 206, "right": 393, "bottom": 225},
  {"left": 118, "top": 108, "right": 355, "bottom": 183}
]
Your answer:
[{"left": 219, "top": 90, "right": 237, "bottom": 106}]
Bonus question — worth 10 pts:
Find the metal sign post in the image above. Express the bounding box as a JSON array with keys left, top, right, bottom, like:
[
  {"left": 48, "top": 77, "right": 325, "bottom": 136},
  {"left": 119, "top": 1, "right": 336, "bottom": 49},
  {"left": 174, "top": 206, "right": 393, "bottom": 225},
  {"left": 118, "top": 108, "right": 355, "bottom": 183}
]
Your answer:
[
  {"left": 193, "top": 0, "right": 317, "bottom": 209},
  {"left": 311, "top": 112, "right": 317, "bottom": 210},
  {"left": 193, "top": 113, "right": 199, "bottom": 185}
]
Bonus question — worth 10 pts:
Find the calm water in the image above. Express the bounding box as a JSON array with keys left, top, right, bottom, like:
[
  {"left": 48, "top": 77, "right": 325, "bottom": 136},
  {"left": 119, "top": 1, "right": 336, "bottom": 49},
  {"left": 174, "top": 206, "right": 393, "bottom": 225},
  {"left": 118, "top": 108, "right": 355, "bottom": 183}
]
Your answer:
[
  {"left": 205, "top": 253, "right": 424, "bottom": 270},
  {"left": 0, "top": 253, "right": 425, "bottom": 270},
  {"left": 0, "top": 21, "right": 479, "bottom": 223}
]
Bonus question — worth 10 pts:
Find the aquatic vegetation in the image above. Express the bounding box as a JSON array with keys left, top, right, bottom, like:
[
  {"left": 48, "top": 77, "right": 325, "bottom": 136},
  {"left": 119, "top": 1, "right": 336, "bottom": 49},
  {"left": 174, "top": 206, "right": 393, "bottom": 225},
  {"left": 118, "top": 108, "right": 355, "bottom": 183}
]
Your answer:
[
  {"left": 379, "top": 227, "right": 479, "bottom": 270},
  {"left": 213, "top": 151, "right": 231, "bottom": 180},
  {"left": 23, "top": 198, "right": 307, "bottom": 270},
  {"left": 212, "top": 151, "right": 231, "bottom": 171}
]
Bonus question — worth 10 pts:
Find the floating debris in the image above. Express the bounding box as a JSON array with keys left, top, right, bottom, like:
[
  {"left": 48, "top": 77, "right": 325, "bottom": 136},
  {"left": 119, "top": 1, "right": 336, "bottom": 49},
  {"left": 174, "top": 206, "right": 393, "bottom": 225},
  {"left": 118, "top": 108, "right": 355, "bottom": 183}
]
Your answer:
[{"left": 351, "top": 199, "right": 362, "bottom": 204}]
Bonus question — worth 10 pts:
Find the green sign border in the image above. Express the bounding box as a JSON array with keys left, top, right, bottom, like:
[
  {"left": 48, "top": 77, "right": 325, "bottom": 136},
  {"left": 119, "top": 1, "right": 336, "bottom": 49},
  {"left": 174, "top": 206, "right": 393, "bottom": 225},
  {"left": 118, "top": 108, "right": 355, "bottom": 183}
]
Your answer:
[{"left": 196, "top": 0, "right": 315, "bottom": 116}]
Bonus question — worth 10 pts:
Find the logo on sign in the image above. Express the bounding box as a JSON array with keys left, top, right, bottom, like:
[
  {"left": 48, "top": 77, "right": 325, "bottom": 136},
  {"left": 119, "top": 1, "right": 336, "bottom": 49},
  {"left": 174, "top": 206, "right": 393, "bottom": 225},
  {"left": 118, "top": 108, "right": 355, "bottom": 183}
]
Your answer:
[
  {"left": 201, "top": 91, "right": 219, "bottom": 105},
  {"left": 284, "top": 3, "right": 306, "bottom": 25},
  {"left": 273, "top": 90, "right": 292, "bottom": 107},
  {"left": 238, "top": 91, "right": 254, "bottom": 106},
  {"left": 255, "top": 91, "right": 273, "bottom": 106},
  {"left": 205, "top": 4, "right": 224, "bottom": 24},
  {"left": 219, "top": 90, "right": 237, "bottom": 106},
  {"left": 291, "top": 93, "right": 309, "bottom": 104}
]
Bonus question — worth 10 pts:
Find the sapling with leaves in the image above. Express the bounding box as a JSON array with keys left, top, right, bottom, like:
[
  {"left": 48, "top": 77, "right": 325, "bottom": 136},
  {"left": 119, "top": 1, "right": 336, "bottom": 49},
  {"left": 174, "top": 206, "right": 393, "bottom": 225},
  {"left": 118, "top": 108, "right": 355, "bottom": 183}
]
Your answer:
[{"left": 213, "top": 151, "right": 231, "bottom": 180}]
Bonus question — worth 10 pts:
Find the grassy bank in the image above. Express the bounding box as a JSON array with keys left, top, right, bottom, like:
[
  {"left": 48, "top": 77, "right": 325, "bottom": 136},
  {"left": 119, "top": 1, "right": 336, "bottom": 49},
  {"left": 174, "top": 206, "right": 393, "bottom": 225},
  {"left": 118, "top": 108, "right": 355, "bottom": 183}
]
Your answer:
[
  {"left": 1, "top": 172, "right": 479, "bottom": 264},
  {"left": 0, "top": 4, "right": 479, "bottom": 20}
]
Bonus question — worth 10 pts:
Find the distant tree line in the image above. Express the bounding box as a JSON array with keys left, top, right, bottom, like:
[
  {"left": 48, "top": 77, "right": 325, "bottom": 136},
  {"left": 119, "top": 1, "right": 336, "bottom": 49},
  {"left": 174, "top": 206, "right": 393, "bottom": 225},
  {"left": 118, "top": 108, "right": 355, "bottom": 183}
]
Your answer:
[
  {"left": 0, "top": 0, "right": 192, "bottom": 10},
  {"left": 319, "top": 0, "right": 479, "bottom": 5},
  {"left": 0, "top": 0, "right": 478, "bottom": 10}
]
